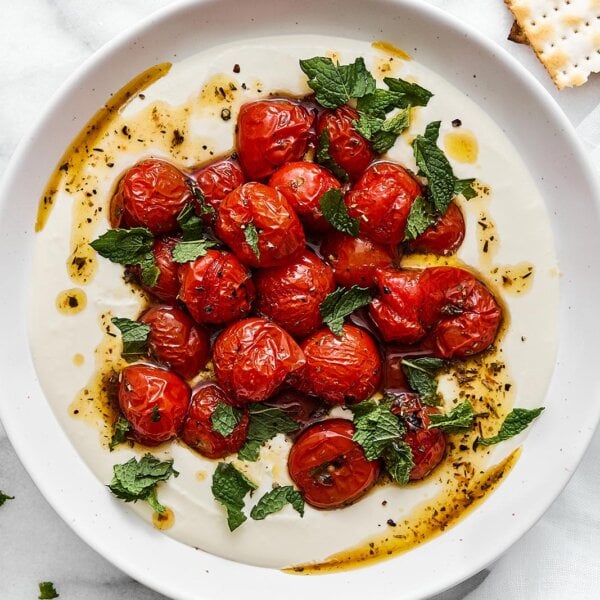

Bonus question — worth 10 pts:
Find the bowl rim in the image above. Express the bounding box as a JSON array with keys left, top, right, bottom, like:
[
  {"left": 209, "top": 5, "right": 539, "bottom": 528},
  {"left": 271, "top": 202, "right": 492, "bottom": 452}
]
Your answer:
[{"left": 1, "top": 0, "right": 600, "bottom": 598}]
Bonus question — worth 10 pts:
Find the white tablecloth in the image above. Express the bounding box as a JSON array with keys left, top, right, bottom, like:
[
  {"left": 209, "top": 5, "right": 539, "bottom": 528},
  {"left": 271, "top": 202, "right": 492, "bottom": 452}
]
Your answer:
[{"left": 0, "top": 1, "right": 598, "bottom": 598}]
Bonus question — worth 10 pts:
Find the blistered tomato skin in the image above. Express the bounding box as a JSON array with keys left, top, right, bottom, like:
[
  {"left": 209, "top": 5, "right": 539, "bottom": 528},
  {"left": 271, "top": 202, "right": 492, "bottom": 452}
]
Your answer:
[
  {"left": 346, "top": 162, "right": 422, "bottom": 245},
  {"left": 236, "top": 100, "right": 315, "bottom": 180},
  {"left": 254, "top": 250, "right": 335, "bottom": 339},
  {"left": 111, "top": 159, "right": 192, "bottom": 235},
  {"left": 118, "top": 364, "right": 190, "bottom": 446},
  {"left": 407, "top": 202, "right": 465, "bottom": 256},
  {"left": 269, "top": 162, "right": 340, "bottom": 232},
  {"left": 317, "top": 106, "right": 375, "bottom": 181},
  {"left": 190, "top": 158, "right": 246, "bottom": 220},
  {"left": 292, "top": 324, "right": 382, "bottom": 405},
  {"left": 215, "top": 182, "right": 306, "bottom": 268},
  {"left": 139, "top": 305, "right": 210, "bottom": 380},
  {"left": 369, "top": 268, "right": 426, "bottom": 344},
  {"left": 321, "top": 232, "right": 395, "bottom": 288},
  {"left": 419, "top": 267, "right": 502, "bottom": 359},
  {"left": 128, "top": 236, "right": 180, "bottom": 303},
  {"left": 213, "top": 318, "right": 306, "bottom": 404},
  {"left": 178, "top": 249, "right": 255, "bottom": 325},
  {"left": 288, "top": 419, "right": 380, "bottom": 509},
  {"left": 180, "top": 383, "right": 249, "bottom": 459}
]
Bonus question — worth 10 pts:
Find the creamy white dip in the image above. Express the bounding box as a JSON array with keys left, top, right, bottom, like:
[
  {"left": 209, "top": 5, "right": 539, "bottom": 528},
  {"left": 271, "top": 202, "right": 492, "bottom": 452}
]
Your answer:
[{"left": 28, "top": 35, "right": 558, "bottom": 569}]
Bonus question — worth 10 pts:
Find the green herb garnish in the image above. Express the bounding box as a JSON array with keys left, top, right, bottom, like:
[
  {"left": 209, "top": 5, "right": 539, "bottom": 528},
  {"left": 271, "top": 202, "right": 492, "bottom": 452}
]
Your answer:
[
  {"left": 315, "top": 130, "right": 349, "bottom": 182},
  {"left": 109, "top": 416, "right": 131, "bottom": 451},
  {"left": 211, "top": 402, "right": 244, "bottom": 437},
  {"left": 320, "top": 285, "right": 371, "bottom": 336},
  {"left": 401, "top": 357, "right": 446, "bottom": 405},
  {"left": 38, "top": 582, "right": 59, "bottom": 599},
  {"left": 0, "top": 490, "right": 14, "bottom": 507},
  {"left": 428, "top": 401, "right": 476, "bottom": 432},
  {"left": 171, "top": 239, "right": 218, "bottom": 263},
  {"left": 211, "top": 462, "right": 257, "bottom": 531},
  {"left": 243, "top": 221, "right": 260, "bottom": 260},
  {"left": 478, "top": 407, "right": 545, "bottom": 446},
  {"left": 319, "top": 189, "right": 360, "bottom": 236},
  {"left": 111, "top": 317, "right": 150, "bottom": 361},
  {"left": 177, "top": 202, "right": 204, "bottom": 241},
  {"left": 250, "top": 486, "right": 305, "bottom": 520}
]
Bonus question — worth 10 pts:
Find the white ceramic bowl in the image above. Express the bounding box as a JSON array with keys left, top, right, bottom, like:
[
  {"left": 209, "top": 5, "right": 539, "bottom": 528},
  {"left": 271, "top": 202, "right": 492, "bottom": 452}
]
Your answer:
[{"left": 1, "top": 1, "right": 599, "bottom": 598}]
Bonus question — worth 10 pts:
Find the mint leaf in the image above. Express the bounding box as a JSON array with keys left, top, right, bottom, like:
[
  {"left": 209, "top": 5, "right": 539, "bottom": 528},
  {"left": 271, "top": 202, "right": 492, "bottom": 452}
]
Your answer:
[
  {"left": 351, "top": 399, "right": 406, "bottom": 460},
  {"left": 371, "top": 108, "right": 411, "bottom": 153},
  {"left": 320, "top": 189, "right": 359, "bottom": 237},
  {"left": 384, "top": 76, "right": 433, "bottom": 107},
  {"left": 108, "top": 453, "right": 177, "bottom": 514},
  {"left": 353, "top": 113, "right": 384, "bottom": 139},
  {"left": 177, "top": 203, "right": 203, "bottom": 241},
  {"left": 243, "top": 221, "right": 260, "bottom": 259},
  {"left": 299, "top": 56, "right": 376, "bottom": 109},
  {"left": 315, "top": 130, "right": 349, "bottom": 182},
  {"left": 90, "top": 227, "right": 154, "bottom": 265},
  {"left": 412, "top": 123, "right": 456, "bottom": 214},
  {"left": 320, "top": 285, "right": 371, "bottom": 336},
  {"left": 401, "top": 357, "right": 446, "bottom": 405},
  {"left": 429, "top": 401, "right": 476, "bottom": 432},
  {"left": 478, "top": 407, "right": 545, "bottom": 446},
  {"left": 211, "top": 462, "right": 257, "bottom": 531},
  {"left": 139, "top": 255, "right": 160, "bottom": 287},
  {"left": 0, "top": 490, "right": 14, "bottom": 507},
  {"left": 38, "top": 582, "right": 59, "bottom": 599},
  {"left": 356, "top": 89, "right": 405, "bottom": 118},
  {"left": 171, "top": 239, "right": 218, "bottom": 263},
  {"left": 211, "top": 402, "right": 244, "bottom": 437},
  {"left": 188, "top": 179, "right": 215, "bottom": 216},
  {"left": 403, "top": 195, "right": 438, "bottom": 241},
  {"left": 109, "top": 416, "right": 131, "bottom": 451},
  {"left": 454, "top": 177, "right": 477, "bottom": 200},
  {"left": 237, "top": 405, "right": 299, "bottom": 462},
  {"left": 111, "top": 317, "right": 150, "bottom": 361},
  {"left": 250, "top": 486, "right": 305, "bottom": 520},
  {"left": 382, "top": 440, "right": 414, "bottom": 484}
]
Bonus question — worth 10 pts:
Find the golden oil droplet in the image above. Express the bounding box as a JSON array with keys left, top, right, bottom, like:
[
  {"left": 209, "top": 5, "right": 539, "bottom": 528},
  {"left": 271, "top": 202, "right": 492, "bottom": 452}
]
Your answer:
[
  {"left": 444, "top": 131, "right": 479, "bottom": 164},
  {"left": 67, "top": 243, "right": 98, "bottom": 285},
  {"left": 153, "top": 507, "right": 175, "bottom": 530},
  {"left": 196, "top": 470, "right": 207, "bottom": 481},
  {"left": 56, "top": 288, "right": 87, "bottom": 315},
  {"left": 371, "top": 40, "right": 412, "bottom": 60},
  {"left": 72, "top": 353, "right": 85, "bottom": 366}
]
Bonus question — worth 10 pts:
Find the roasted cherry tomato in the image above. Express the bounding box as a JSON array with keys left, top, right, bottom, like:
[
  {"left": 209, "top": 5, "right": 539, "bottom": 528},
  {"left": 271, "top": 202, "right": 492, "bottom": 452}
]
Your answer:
[
  {"left": 254, "top": 250, "right": 335, "bottom": 338},
  {"left": 292, "top": 324, "right": 382, "bottom": 405},
  {"left": 213, "top": 318, "right": 306, "bottom": 403},
  {"left": 317, "top": 105, "right": 375, "bottom": 181},
  {"left": 288, "top": 419, "right": 380, "bottom": 509},
  {"left": 320, "top": 231, "right": 395, "bottom": 288},
  {"left": 407, "top": 202, "right": 465, "bottom": 256},
  {"left": 178, "top": 249, "right": 255, "bottom": 325},
  {"left": 369, "top": 268, "right": 426, "bottom": 344},
  {"left": 127, "top": 236, "right": 180, "bottom": 303},
  {"left": 236, "top": 100, "right": 315, "bottom": 180},
  {"left": 215, "top": 182, "right": 305, "bottom": 268},
  {"left": 419, "top": 267, "right": 502, "bottom": 358},
  {"left": 118, "top": 363, "right": 190, "bottom": 446},
  {"left": 269, "top": 161, "right": 340, "bottom": 232},
  {"left": 139, "top": 305, "right": 210, "bottom": 379},
  {"left": 111, "top": 159, "right": 192, "bottom": 234},
  {"left": 190, "top": 158, "right": 246, "bottom": 220},
  {"left": 180, "top": 383, "right": 249, "bottom": 459},
  {"left": 346, "top": 162, "right": 421, "bottom": 245}
]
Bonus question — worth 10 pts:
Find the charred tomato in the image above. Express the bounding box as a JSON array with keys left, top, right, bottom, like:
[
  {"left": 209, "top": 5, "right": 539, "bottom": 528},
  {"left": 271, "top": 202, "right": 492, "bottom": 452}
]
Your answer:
[{"left": 407, "top": 202, "right": 465, "bottom": 256}]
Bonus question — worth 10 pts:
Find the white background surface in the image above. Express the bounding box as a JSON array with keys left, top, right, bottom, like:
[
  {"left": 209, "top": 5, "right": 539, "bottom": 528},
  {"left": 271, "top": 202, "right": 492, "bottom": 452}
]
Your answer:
[{"left": 0, "top": 1, "right": 598, "bottom": 598}]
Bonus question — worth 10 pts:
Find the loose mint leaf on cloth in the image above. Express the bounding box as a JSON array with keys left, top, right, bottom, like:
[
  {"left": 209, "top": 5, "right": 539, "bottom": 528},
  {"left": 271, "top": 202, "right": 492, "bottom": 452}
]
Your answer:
[
  {"left": 250, "top": 486, "right": 305, "bottom": 520},
  {"left": 383, "top": 76, "right": 433, "bottom": 107},
  {"left": 0, "top": 490, "right": 14, "bottom": 507},
  {"left": 108, "top": 453, "right": 177, "bottom": 514},
  {"left": 211, "top": 402, "right": 244, "bottom": 437},
  {"left": 299, "top": 56, "right": 376, "bottom": 108},
  {"left": 211, "top": 462, "right": 257, "bottom": 531},
  {"left": 412, "top": 122, "right": 456, "bottom": 214},
  {"left": 319, "top": 189, "right": 359, "bottom": 236},
  {"left": 403, "top": 195, "right": 438, "bottom": 241},
  {"left": 109, "top": 416, "right": 131, "bottom": 451},
  {"left": 320, "top": 285, "right": 371, "bottom": 336},
  {"left": 243, "top": 221, "right": 260, "bottom": 259},
  {"left": 171, "top": 239, "right": 218, "bottom": 263},
  {"left": 478, "top": 407, "right": 545, "bottom": 446},
  {"left": 429, "top": 401, "right": 476, "bottom": 432},
  {"left": 176, "top": 203, "right": 204, "bottom": 241},
  {"left": 381, "top": 440, "right": 414, "bottom": 485},
  {"left": 237, "top": 405, "right": 299, "bottom": 462},
  {"left": 38, "top": 582, "right": 59, "bottom": 599},
  {"left": 315, "top": 130, "right": 349, "bottom": 182},
  {"left": 401, "top": 357, "right": 446, "bottom": 405},
  {"left": 90, "top": 227, "right": 159, "bottom": 286},
  {"left": 351, "top": 399, "right": 406, "bottom": 460},
  {"left": 111, "top": 317, "right": 150, "bottom": 361}
]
